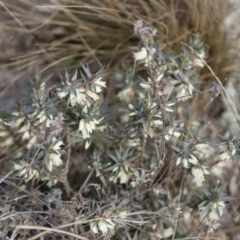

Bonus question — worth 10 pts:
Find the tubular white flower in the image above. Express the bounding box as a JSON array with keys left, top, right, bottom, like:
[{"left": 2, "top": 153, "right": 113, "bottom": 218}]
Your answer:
[
  {"left": 98, "top": 221, "right": 107, "bottom": 234},
  {"left": 16, "top": 123, "right": 32, "bottom": 141},
  {"left": 128, "top": 104, "right": 134, "bottom": 110},
  {"left": 11, "top": 111, "right": 25, "bottom": 128},
  {"left": 176, "top": 83, "right": 194, "bottom": 101},
  {"left": 165, "top": 102, "right": 175, "bottom": 112},
  {"left": 79, "top": 118, "right": 99, "bottom": 139},
  {"left": 58, "top": 91, "right": 68, "bottom": 99},
  {"left": 85, "top": 89, "right": 100, "bottom": 101},
  {"left": 165, "top": 127, "right": 181, "bottom": 141},
  {"left": 182, "top": 158, "right": 188, "bottom": 168},
  {"left": 219, "top": 151, "right": 230, "bottom": 162},
  {"left": 126, "top": 138, "right": 140, "bottom": 147},
  {"left": 105, "top": 219, "right": 115, "bottom": 230},
  {"left": 98, "top": 219, "right": 114, "bottom": 234},
  {"left": 118, "top": 210, "right": 128, "bottom": 219},
  {"left": 117, "top": 87, "right": 134, "bottom": 102},
  {"left": 90, "top": 222, "right": 98, "bottom": 234},
  {"left": 14, "top": 162, "right": 39, "bottom": 182},
  {"left": 133, "top": 47, "right": 148, "bottom": 61},
  {"left": 193, "top": 58, "right": 204, "bottom": 68},
  {"left": 194, "top": 143, "right": 213, "bottom": 159},
  {"left": 140, "top": 82, "right": 151, "bottom": 89},
  {"left": 118, "top": 170, "right": 129, "bottom": 184},
  {"left": 91, "top": 219, "right": 115, "bottom": 235},
  {"left": 93, "top": 77, "right": 106, "bottom": 93},
  {"left": 176, "top": 154, "right": 198, "bottom": 168},
  {"left": 47, "top": 140, "right": 64, "bottom": 171},
  {"left": 36, "top": 111, "right": 53, "bottom": 127},
  {"left": 129, "top": 112, "right": 137, "bottom": 116},
  {"left": 69, "top": 91, "right": 80, "bottom": 106},
  {"left": 48, "top": 153, "right": 62, "bottom": 171},
  {"left": 110, "top": 166, "right": 132, "bottom": 184},
  {"left": 191, "top": 166, "right": 209, "bottom": 182},
  {"left": 85, "top": 139, "right": 91, "bottom": 149},
  {"left": 209, "top": 201, "right": 225, "bottom": 220},
  {"left": 192, "top": 51, "right": 205, "bottom": 68},
  {"left": 72, "top": 90, "right": 91, "bottom": 107},
  {"left": 59, "top": 87, "right": 99, "bottom": 107},
  {"left": 189, "top": 154, "right": 198, "bottom": 165},
  {"left": 133, "top": 47, "right": 153, "bottom": 66},
  {"left": 53, "top": 140, "right": 64, "bottom": 150}
]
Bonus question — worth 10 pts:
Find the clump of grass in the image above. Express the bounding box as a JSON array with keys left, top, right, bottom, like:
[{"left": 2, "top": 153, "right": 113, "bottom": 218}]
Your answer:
[{"left": 0, "top": 0, "right": 235, "bottom": 81}]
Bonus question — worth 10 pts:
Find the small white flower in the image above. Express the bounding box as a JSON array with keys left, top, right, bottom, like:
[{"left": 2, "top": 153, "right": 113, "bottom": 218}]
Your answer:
[
  {"left": 47, "top": 140, "right": 64, "bottom": 171},
  {"left": 36, "top": 111, "right": 54, "bottom": 127},
  {"left": 117, "top": 87, "right": 134, "bottom": 102},
  {"left": 53, "top": 140, "right": 64, "bottom": 150},
  {"left": 194, "top": 143, "right": 213, "bottom": 159},
  {"left": 192, "top": 58, "right": 204, "bottom": 68},
  {"left": 192, "top": 51, "right": 205, "bottom": 68},
  {"left": 140, "top": 82, "right": 151, "bottom": 90},
  {"left": 191, "top": 166, "right": 209, "bottom": 182},
  {"left": 151, "top": 116, "right": 162, "bottom": 127},
  {"left": 26, "top": 135, "right": 37, "bottom": 150},
  {"left": 165, "top": 102, "right": 175, "bottom": 112},
  {"left": 58, "top": 91, "right": 68, "bottom": 99},
  {"left": 176, "top": 82, "right": 194, "bottom": 101},
  {"left": 69, "top": 91, "right": 84, "bottom": 106},
  {"left": 85, "top": 89, "right": 100, "bottom": 101},
  {"left": 219, "top": 146, "right": 236, "bottom": 162},
  {"left": 14, "top": 161, "right": 39, "bottom": 182},
  {"left": 98, "top": 219, "right": 115, "bottom": 234},
  {"left": 110, "top": 165, "right": 133, "bottom": 184},
  {"left": 126, "top": 138, "right": 140, "bottom": 147},
  {"left": 118, "top": 170, "right": 129, "bottom": 184},
  {"left": 219, "top": 151, "right": 230, "bottom": 162},
  {"left": 110, "top": 168, "right": 128, "bottom": 184},
  {"left": 133, "top": 47, "right": 153, "bottom": 66},
  {"left": 16, "top": 124, "right": 30, "bottom": 140},
  {"left": 133, "top": 47, "right": 148, "bottom": 61},
  {"left": 92, "top": 77, "right": 106, "bottom": 93},
  {"left": 189, "top": 154, "right": 198, "bottom": 165},
  {"left": 85, "top": 139, "right": 91, "bottom": 149},
  {"left": 209, "top": 201, "right": 225, "bottom": 220},
  {"left": 48, "top": 153, "right": 62, "bottom": 171},
  {"left": 162, "top": 227, "right": 174, "bottom": 238},
  {"left": 128, "top": 104, "right": 134, "bottom": 110},
  {"left": 79, "top": 118, "right": 99, "bottom": 139},
  {"left": 118, "top": 210, "right": 128, "bottom": 219},
  {"left": 165, "top": 127, "right": 181, "bottom": 141},
  {"left": 58, "top": 88, "right": 99, "bottom": 107},
  {"left": 129, "top": 111, "right": 136, "bottom": 117},
  {"left": 176, "top": 154, "right": 198, "bottom": 168},
  {"left": 90, "top": 221, "right": 98, "bottom": 234},
  {"left": 0, "top": 127, "right": 10, "bottom": 138},
  {"left": 11, "top": 111, "right": 25, "bottom": 128},
  {"left": 2, "top": 137, "right": 14, "bottom": 147}
]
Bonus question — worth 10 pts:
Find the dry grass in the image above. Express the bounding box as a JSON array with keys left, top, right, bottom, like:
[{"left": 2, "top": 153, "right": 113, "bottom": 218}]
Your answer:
[{"left": 0, "top": 0, "right": 235, "bottom": 78}]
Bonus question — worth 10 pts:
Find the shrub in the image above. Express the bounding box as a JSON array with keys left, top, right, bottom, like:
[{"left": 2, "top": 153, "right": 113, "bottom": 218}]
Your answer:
[{"left": 0, "top": 18, "right": 239, "bottom": 240}]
